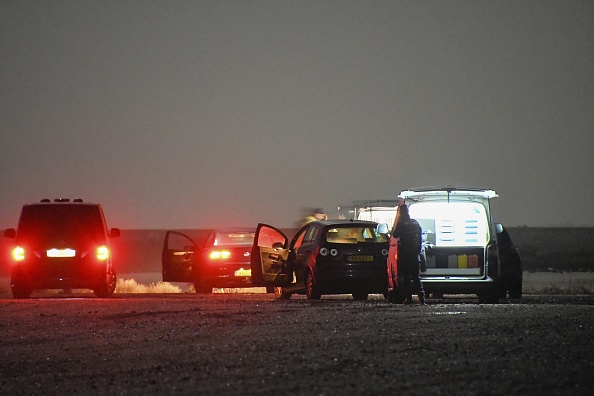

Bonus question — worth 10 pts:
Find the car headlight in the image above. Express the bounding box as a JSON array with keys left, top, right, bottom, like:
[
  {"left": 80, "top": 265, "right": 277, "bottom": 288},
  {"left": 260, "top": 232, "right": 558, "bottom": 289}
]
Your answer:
[
  {"left": 330, "top": 249, "right": 338, "bottom": 257},
  {"left": 320, "top": 248, "right": 329, "bottom": 256}
]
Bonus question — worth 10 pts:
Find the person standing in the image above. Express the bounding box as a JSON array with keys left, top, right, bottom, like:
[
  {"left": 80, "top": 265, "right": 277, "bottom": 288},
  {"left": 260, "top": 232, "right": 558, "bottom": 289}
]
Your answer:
[
  {"left": 299, "top": 208, "right": 327, "bottom": 227},
  {"left": 393, "top": 204, "right": 425, "bottom": 305}
]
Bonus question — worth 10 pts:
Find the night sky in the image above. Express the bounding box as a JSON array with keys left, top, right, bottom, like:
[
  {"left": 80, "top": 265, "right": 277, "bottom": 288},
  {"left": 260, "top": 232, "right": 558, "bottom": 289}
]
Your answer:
[{"left": 1, "top": 1, "right": 593, "bottom": 229}]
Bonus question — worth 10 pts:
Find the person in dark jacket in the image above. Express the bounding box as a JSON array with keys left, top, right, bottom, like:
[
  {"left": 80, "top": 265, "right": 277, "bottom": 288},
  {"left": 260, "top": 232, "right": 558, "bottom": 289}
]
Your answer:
[{"left": 393, "top": 204, "right": 425, "bottom": 305}]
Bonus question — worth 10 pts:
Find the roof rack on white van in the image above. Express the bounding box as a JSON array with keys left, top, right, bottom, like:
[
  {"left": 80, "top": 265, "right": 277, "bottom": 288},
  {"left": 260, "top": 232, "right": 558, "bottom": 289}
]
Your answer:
[{"left": 39, "top": 198, "right": 84, "bottom": 203}]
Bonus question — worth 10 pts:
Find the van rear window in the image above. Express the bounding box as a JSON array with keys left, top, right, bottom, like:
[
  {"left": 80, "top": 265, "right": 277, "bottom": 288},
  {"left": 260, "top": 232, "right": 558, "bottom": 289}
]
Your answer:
[{"left": 17, "top": 204, "right": 105, "bottom": 246}]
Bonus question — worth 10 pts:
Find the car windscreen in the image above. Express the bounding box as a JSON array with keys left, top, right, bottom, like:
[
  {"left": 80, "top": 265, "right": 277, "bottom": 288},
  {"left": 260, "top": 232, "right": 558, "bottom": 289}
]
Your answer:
[
  {"left": 214, "top": 232, "right": 255, "bottom": 246},
  {"left": 408, "top": 201, "right": 489, "bottom": 247},
  {"left": 17, "top": 205, "right": 106, "bottom": 246},
  {"left": 325, "top": 226, "right": 389, "bottom": 243},
  {"left": 357, "top": 208, "right": 397, "bottom": 228}
]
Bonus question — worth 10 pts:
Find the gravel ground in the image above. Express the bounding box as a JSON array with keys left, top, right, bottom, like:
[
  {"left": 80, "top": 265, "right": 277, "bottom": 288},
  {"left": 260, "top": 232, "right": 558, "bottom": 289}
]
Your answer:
[{"left": 1, "top": 293, "right": 593, "bottom": 395}]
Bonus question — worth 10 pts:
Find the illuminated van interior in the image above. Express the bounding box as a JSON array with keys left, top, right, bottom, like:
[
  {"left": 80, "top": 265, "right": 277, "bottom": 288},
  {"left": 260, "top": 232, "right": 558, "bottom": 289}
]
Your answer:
[
  {"left": 409, "top": 201, "right": 489, "bottom": 248},
  {"left": 408, "top": 201, "right": 489, "bottom": 275}
]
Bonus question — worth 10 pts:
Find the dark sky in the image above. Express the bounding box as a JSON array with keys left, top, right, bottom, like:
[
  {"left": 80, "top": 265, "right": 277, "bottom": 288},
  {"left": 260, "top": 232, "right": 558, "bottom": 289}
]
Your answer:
[{"left": 1, "top": 1, "right": 593, "bottom": 229}]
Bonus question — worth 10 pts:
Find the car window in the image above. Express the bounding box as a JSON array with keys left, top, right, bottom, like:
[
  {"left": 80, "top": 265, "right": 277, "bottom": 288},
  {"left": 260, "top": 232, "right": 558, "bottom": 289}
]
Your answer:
[
  {"left": 167, "top": 233, "right": 194, "bottom": 251},
  {"left": 291, "top": 228, "right": 307, "bottom": 249},
  {"left": 325, "top": 226, "right": 388, "bottom": 243},
  {"left": 257, "top": 227, "right": 285, "bottom": 248},
  {"left": 17, "top": 204, "right": 105, "bottom": 245},
  {"left": 214, "top": 231, "right": 255, "bottom": 246},
  {"left": 303, "top": 224, "right": 319, "bottom": 244}
]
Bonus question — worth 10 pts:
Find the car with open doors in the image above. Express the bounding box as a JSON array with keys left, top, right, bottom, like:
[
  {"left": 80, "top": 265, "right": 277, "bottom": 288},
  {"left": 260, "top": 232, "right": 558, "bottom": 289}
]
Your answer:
[
  {"left": 387, "top": 187, "right": 521, "bottom": 304},
  {"left": 162, "top": 228, "right": 267, "bottom": 293},
  {"left": 3, "top": 198, "right": 120, "bottom": 298},
  {"left": 250, "top": 220, "right": 390, "bottom": 300}
]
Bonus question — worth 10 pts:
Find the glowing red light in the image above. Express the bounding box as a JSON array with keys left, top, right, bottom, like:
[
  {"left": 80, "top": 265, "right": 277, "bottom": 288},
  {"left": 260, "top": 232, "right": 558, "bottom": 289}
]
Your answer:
[
  {"left": 209, "top": 250, "right": 231, "bottom": 260},
  {"left": 12, "top": 246, "right": 25, "bottom": 262},
  {"left": 96, "top": 246, "right": 109, "bottom": 261}
]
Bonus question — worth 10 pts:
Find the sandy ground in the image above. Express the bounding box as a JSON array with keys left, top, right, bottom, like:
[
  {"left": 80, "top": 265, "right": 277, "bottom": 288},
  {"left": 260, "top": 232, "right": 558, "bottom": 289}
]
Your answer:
[{"left": 1, "top": 292, "right": 593, "bottom": 395}]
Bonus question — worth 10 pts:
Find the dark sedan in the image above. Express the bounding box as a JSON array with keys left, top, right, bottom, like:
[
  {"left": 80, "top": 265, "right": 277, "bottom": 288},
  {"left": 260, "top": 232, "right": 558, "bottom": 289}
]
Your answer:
[
  {"left": 250, "top": 220, "right": 389, "bottom": 300},
  {"left": 162, "top": 228, "right": 257, "bottom": 293}
]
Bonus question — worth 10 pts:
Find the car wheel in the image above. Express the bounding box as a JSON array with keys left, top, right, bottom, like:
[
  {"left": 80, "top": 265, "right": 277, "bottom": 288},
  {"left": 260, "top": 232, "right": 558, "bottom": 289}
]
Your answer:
[
  {"left": 194, "top": 282, "right": 212, "bottom": 294},
  {"left": 274, "top": 286, "right": 292, "bottom": 300},
  {"left": 508, "top": 278, "right": 523, "bottom": 299},
  {"left": 478, "top": 291, "right": 499, "bottom": 304},
  {"left": 305, "top": 270, "right": 321, "bottom": 300},
  {"left": 94, "top": 266, "right": 116, "bottom": 298},
  {"left": 11, "top": 268, "right": 32, "bottom": 299},
  {"left": 352, "top": 292, "right": 368, "bottom": 301}
]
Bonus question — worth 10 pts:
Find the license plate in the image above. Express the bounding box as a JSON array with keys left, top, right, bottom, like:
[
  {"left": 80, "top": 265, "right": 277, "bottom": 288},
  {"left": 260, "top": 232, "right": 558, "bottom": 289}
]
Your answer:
[
  {"left": 234, "top": 268, "right": 251, "bottom": 277},
  {"left": 347, "top": 255, "right": 374, "bottom": 262},
  {"left": 47, "top": 248, "right": 76, "bottom": 258}
]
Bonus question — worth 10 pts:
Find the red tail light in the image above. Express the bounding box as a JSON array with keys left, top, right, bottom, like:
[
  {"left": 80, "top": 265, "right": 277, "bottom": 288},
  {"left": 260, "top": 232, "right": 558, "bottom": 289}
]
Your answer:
[
  {"left": 96, "top": 246, "right": 109, "bottom": 261},
  {"left": 12, "top": 246, "right": 25, "bottom": 262},
  {"left": 209, "top": 250, "right": 231, "bottom": 260}
]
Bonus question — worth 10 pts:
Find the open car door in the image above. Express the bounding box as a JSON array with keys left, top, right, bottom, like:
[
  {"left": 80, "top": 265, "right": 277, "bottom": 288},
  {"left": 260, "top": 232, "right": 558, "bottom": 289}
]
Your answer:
[
  {"left": 162, "top": 231, "right": 197, "bottom": 282},
  {"left": 250, "top": 223, "right": 289, "bottom": 287}
]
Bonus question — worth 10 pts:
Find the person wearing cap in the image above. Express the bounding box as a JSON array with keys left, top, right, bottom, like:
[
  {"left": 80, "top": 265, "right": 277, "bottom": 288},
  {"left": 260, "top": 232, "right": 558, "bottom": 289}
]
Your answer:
[
  {"left": 300, "top": 208, "right": 327, "bottom": 227},
  {"left": 392, "top": 204, "right": 425, "bottom": 305}
]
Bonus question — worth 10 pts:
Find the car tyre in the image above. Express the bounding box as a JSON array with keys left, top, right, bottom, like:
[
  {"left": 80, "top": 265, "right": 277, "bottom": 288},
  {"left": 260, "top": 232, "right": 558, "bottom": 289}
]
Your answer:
[
  {"left": 508, "top": 278, "right": 523, "bottom": 299},
  {"left": 352, "top": 292, "right": 368, "bottom": 301},
  {"left": 11, "top": 268, "right": 32, "bottom": 299},
  {"left": 305, "top": 270, "right": 321, "bottom": 300},
  {"left": 274, "top": 286, "right": 292, "bottom": 300},
  {"left": 94, "top": 265, "right": 116, "bottom": 298},
  {"left": 478, "top": 291, "right": 499, "bottom": 304},
  {"left": 194, "top": 282, "right": 212, "bottom": 294}
]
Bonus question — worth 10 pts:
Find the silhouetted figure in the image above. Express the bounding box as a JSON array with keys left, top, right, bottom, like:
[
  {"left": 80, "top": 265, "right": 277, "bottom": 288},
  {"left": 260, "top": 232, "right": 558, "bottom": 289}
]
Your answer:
[{"left": 393, "top": 204, "right": 425, "bottom": 305}]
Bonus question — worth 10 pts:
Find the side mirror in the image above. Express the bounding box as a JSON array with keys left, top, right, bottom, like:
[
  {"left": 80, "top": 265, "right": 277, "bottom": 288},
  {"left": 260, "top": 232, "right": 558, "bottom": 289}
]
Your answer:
[
  {"left": 109, "top": 228, "right": 121, "bottom": 238},
  {"left": 4, "top": 228, "right": 16, "bottom": 238},
  {"left": 377, "top": 223, "right": 390, "bottom": 235},
  {"left": 495, "top": 223, "right": 504, "bottom": 234}
]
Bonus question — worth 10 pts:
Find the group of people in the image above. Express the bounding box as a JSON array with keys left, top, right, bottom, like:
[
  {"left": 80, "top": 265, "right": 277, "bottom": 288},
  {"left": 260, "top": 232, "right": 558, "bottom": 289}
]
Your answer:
[{"left": 301, "top": 205, "right": 426, "bottom": 305}]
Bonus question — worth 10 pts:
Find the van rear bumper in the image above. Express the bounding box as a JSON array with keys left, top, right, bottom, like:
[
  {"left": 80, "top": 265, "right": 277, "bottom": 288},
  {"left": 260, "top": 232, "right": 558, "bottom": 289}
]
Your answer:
[{"left": 420, "top": 276, "right": 497, "bottom": 294}]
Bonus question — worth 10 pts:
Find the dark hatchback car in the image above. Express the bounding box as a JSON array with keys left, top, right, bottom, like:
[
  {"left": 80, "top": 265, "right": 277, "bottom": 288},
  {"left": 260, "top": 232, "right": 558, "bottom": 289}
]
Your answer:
[
  {"left": 3, "top": 199, "right": 120, "bottom": 299},
  {"left": 250, "top": 220, "right": 390, "bottom": 300},
  {"left": 162, "top": 228, "right": 261, "bottom": 293}
]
